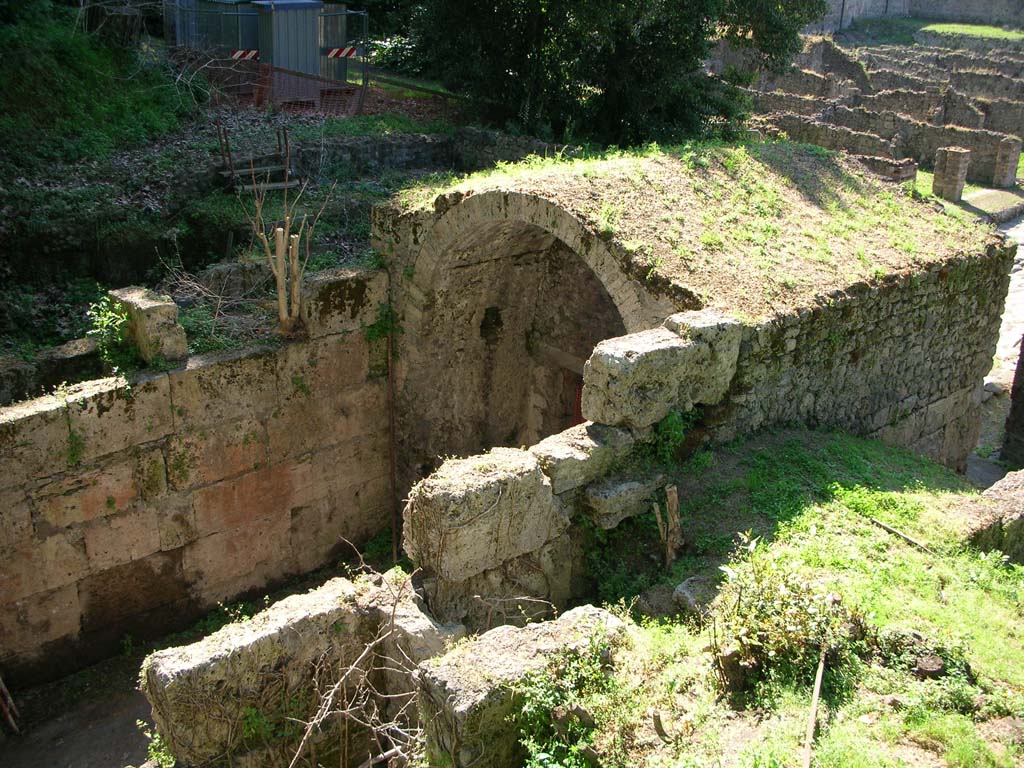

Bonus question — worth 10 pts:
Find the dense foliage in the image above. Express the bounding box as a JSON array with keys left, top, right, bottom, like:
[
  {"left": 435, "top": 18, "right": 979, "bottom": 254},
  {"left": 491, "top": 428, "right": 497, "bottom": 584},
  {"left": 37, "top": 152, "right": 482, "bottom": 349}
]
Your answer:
[
  {"left": 0, "top": 4, "right": 195, "bottom": 167},
  {"left": 405, "top": 0, "right": 828, "bottom": 144}
]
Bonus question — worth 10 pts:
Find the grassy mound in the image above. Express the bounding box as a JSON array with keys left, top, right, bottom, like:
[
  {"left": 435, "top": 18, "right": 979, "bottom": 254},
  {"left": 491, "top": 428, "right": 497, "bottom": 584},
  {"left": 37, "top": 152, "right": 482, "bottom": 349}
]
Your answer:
[
  {"left": 0, "top": 9, "right": 195, "bottom": 168},
  {"left": 522, "top": 430, "right": 1024, "bottom": 767},
  {"left": 393, "top": 141, "right": 990, "bottom": 319}
]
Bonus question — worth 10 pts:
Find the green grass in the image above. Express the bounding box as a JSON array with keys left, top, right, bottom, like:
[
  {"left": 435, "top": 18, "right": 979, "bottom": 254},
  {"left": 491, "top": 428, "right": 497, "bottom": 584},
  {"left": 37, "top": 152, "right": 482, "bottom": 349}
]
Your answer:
[
  {"left": 911, "top": 169, "right": 986, "bottom": 201},
  {"left": 845, "top": 16, "right": 1024, "bottom": 46},
  {"left": 550, "top": 430, "right": 1024, "bottom": 767},
  {"left": 923, "top": 22, "right": 1024, "bottom": 42},
  {"left": 289, "top": 113, "right": 453, "bottom": 143},
  {"left": 0, "top": 11, "right": 196, "bottom": 168}
]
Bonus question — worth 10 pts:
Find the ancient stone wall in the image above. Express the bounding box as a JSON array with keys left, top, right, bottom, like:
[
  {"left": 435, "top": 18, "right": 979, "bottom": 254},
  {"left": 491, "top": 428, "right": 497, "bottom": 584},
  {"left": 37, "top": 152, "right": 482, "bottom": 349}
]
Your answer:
[
  {"left": 373, "top": 190, "right": 676, "bottom": 496},
  {"left": 766, "top": 113, "right": 896, "bottom": 157},
  {"left": 854, "top": 89, "right": 986, "bottom": 129},
  {"left": 0, "top": 269, "right": 392, "bottom": 685},
  {"left": 798, "top": 39, "right": 874, "bottom": 92},
  {"left": 952, "top": 71, "right": 1024, "bottom": 103},
  {"left": 980, "top": 98, "right": 1024, "bottom": 137},
  {"left": 822, "top": 105, "right": 1021, "bottom": 185},
  {"left": 906, "top": 0, "right": 1024, "bottom": 26},
  {"left": 748, "top": 89, "right": 832, "bottom": 117},
  {"left": 869, "top": 69, "right": 942, "bottom": 93},
  {"left": 403, "top": 238, "right": 1015, "bottom": 624},
  {"left": 712, "top": 242, "right": 1011, "bottom": 466},
  {"left": 811, "top": 0, "right": 909, "bottom": 33}
]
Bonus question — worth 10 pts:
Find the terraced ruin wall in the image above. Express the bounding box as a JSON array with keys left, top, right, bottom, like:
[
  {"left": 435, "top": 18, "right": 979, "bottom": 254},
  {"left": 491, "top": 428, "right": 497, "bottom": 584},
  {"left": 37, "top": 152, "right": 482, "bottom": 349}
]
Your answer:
[
  {"left": 0, "top": 269, "right": 392, "bottom": 685},
  {"left": 814, "top": 0, "right": 1023, "bottom": 29},
  {"left": 823, "top": 106, "right": 1021, "bottom": 186},
  {"left": 981, "top": 99, "right": 1024, "bottom": 138},
  {"left": 768, "top": 113, "right": 895, "bottom": 157}
]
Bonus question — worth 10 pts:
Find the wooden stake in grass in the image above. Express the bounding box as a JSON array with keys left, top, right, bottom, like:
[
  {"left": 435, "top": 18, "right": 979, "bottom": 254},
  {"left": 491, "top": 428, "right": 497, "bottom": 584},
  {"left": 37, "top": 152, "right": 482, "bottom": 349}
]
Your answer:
[
  {"left": 801, "top": 646, "right": 827, "bottom": 768},
  {"left": 652, "top": 484, "right": 683, "bottom": 568}
]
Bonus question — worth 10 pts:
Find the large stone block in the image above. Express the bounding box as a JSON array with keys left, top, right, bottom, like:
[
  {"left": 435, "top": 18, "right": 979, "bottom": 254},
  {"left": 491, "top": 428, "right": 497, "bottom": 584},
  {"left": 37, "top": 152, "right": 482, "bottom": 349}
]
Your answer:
[
  {"left": 166, "top": 417, "right": 268, "bottom": 490},
  {"left": 64, "top": 374, "right": 174, "bottom": 464},
  {"left": 168, "top": 347, "right": 278, "bottom": 429},
  {"left": 0, "top": 584, "right": 81, "bottom": 657},
  {"left": 0, "top": 528, "right": 88, "bottom": 602},
  {"left": 581, "top": 328, "right": 709, "bottom": 429},
  {"left": 33, "top": 448, "right": 166, "bottom": 529},
  {"left": 79, "top": 549, "right": 189, "bottom": 633},
  {"left": 530, "top": 422, "right": 634, "bottom": 495},
  {"left": 183, "top": 511, "right": 292, "bottom": 598},
  {"left": 968, "top": 470, "right": 1024, "bottom": 564},
  {"left": 424, "top": 529, "right": 585, "bottom": 627},
  {"left": 664, "top": 308, "right": 743, "bottom": 404},
  {"left": 266, "top": 379, "right": 387, "bottom": 462},
  {"left": 83, "top": 506, "right": 162, "bottom": 572},
  {"left": 110, "top": 286, "right": 188, "bottom": 363},
  {"left": 584, "top": 473, "right": 666, "bottom": 530},
  {"left": 419, "top": 605, "right": 628, "bottom": 768},
  {"left": 143, "top": 571, "right": 462, "bottom": 768},
  {"left": 0, "top": 487, "right": 32, "bottom": 554},
  {"left": 300, "top": 268, "right": 389, "bottom": 340},
  {"left": 191, "top": 458, "right": 315, "bottom": 536},
  {"left": 0, "top": 395, "right": 70, "bottom": 489},
  {"left": 404, "top": 447, "right": 569, "bottom": 582},
  {"left": 143, "top": 577, "right": 372, "bottom": 767}
]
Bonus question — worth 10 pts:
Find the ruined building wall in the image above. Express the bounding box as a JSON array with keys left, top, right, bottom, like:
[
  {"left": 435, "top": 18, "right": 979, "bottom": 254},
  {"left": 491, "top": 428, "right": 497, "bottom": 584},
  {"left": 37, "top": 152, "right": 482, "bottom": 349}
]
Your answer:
[
  {"left": 403, "top": 237, "right": 1015, "bottom": 627},
  {"left": 980, "top": 99, "right": 1024, "bottom": 138},
  {"left": 0, "top": 270, "right": 392, "bottom": 685},
  {"left": 766, "top": 113, "right": 896, "bottom": 157},
  {"left": 711, "top": 243, "right": 1012, "bottom": 469},
  {"left": 813, "top": 0, "right": 1023, "bottom": 30},
  {"left": 822, "top": 106, "right": 1022, "bottom": 185}
]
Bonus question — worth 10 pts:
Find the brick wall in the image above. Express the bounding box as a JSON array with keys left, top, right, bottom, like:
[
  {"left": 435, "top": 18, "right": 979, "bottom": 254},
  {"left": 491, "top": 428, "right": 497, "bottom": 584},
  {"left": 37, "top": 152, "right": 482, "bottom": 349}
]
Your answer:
[{"left": 0, "top": 269, "right": 392, "bottom": 685}]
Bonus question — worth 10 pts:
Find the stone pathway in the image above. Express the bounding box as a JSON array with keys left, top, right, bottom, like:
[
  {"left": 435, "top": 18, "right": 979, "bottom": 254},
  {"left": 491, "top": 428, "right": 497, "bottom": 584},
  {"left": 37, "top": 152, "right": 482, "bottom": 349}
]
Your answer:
[
  {"left": 962, "top": 188, "right": 1024, "bottom": 223},
  {"left": 968, "top": 214, "right": 1024, "bottom": 487}
]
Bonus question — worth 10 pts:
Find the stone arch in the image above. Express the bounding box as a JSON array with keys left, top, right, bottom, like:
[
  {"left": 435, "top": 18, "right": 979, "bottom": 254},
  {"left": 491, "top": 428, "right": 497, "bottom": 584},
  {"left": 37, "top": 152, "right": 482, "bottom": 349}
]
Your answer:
[
  {"left": 402, "top": 190, "right": 673, "bottom": 337},
  {"left": 392, "top": 189, "right": 675, "bottom": 492}
]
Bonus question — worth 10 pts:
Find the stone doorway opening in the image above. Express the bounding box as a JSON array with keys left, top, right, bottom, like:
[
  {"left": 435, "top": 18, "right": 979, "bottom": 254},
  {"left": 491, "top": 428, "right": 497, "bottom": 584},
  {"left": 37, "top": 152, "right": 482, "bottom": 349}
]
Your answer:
[{"left": 395, "top": 219, "right": 628, "bottom": 490}]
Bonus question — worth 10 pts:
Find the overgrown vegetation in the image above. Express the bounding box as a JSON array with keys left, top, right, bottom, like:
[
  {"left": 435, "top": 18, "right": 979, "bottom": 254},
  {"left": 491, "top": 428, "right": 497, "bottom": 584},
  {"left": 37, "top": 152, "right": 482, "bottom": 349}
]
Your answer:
[
  {"left": 546, "top": 430, "right": 1024, "bottom": 766},
  {"left": 86, "top": 295, "right": 141, "bottom": 374},
  {"left": 397, "top": 140, "right": 986, "bottom": 319},
  {"left": 0, "top": 4, "right": 196, "bottom": 169},
  {"left": 0, "top": 276, "right": 105, "bottom": 360},
  {"left": 403, "top": 0, "right": 827, "bottom": 144}
]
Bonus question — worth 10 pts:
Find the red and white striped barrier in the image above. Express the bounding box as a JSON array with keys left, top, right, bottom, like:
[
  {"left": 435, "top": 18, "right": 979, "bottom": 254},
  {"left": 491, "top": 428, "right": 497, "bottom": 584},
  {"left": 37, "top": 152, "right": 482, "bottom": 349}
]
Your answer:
[
  {"left": 231, "top": 49, "right": 259, "bottom": 60},
  {"left": 325, "top": 46, "right": 358, "bottom": 59}
]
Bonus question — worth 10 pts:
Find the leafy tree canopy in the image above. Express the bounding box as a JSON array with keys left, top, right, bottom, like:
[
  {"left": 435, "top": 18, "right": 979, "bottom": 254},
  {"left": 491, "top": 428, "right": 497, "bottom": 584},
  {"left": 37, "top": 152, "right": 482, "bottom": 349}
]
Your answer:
[{"left": 406, "top": 0, "right": 827, "bottom": 144}]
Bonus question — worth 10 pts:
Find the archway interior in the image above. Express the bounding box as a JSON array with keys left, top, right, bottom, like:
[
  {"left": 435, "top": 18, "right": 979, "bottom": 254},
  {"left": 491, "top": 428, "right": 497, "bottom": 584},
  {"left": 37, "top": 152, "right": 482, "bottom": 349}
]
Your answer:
[{"left": 398, "top": 219, "right": 627, "bottom": 489}]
